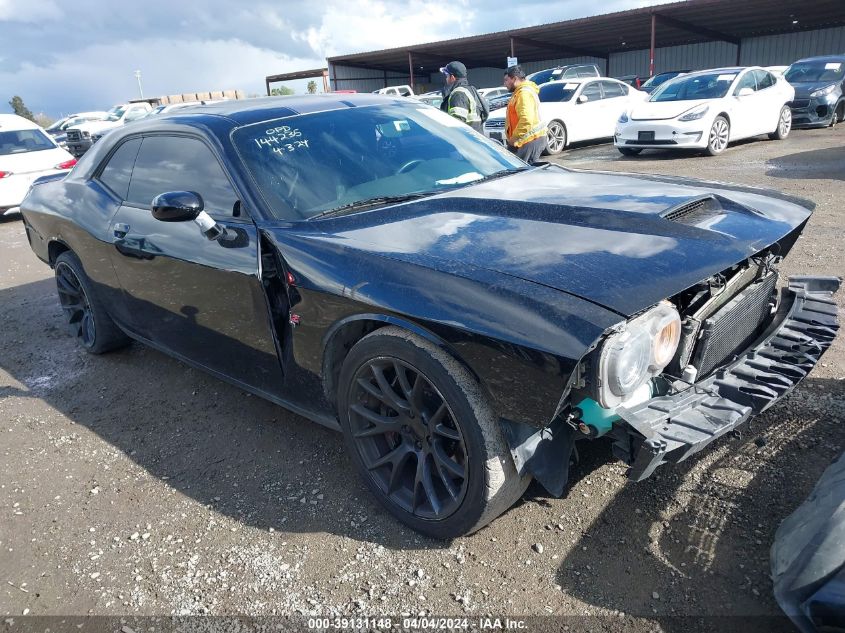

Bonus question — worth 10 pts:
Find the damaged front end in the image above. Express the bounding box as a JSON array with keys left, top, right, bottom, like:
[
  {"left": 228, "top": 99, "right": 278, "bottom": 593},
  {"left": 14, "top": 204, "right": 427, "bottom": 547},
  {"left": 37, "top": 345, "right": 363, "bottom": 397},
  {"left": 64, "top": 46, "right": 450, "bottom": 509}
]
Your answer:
[{"left": 503, "top": 242, "right": 840, "bottom": 496}]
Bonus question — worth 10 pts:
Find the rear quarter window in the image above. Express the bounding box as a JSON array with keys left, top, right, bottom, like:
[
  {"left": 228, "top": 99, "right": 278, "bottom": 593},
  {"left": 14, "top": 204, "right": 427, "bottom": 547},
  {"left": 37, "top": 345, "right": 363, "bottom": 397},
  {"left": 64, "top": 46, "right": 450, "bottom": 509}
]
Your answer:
[{"left": 97, "top": 138, "right": 142, "bottom": 200}]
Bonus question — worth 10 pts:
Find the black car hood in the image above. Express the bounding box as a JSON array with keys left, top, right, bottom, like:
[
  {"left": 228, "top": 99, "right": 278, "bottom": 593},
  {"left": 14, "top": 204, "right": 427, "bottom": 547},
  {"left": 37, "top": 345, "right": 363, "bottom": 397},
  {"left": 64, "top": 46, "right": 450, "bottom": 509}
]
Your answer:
[{"left": 311, "top": 167, "right": 813, "bottom": 316}]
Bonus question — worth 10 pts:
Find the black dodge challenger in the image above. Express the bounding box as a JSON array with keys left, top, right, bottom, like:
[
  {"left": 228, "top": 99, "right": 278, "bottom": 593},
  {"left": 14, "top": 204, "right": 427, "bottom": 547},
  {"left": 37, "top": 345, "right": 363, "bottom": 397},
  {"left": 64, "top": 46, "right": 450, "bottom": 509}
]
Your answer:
[{"left": 20, "top": 95, "right": 840, "bottom": 538}]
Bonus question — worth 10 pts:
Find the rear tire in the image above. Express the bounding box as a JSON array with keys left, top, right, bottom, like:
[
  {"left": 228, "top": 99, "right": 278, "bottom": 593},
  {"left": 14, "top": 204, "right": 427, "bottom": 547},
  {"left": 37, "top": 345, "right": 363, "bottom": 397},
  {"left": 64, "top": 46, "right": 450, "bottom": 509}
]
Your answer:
[
  {"left": 54, "top": 251, "right": 130, "bottom": 354},
  {"left": 705, "top": 116, "right": 730, "bottom": 156},
  {"left": 337, "top": 326, "right": 531, "bottom": 539},
  {"left": 768, "top": 105, "right": 792, "bottom": 140},
  {"left": 617, "top": 147, "right": 642, "bottom": 156},
  {"left": 543, "top": 120, "right": 567, "bottom": 155}
]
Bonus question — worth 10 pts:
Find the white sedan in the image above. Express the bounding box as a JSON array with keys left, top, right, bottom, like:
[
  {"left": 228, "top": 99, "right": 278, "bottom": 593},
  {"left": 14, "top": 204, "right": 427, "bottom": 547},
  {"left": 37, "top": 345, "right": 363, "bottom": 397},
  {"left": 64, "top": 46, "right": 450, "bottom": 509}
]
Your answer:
[
  {"left": 614, "top": 66, "right": 795, "bottom": 156},
  {"left": 483, "top": 77, "right": 647, "bottom": 155},
  {"left": 0, "top": 114, "right": 77, "bottom": 215}
]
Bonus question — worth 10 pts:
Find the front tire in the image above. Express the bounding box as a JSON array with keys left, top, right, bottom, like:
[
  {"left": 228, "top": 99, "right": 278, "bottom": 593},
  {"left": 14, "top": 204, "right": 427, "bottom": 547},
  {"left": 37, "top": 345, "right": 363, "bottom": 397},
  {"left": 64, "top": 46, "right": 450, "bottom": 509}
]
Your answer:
[
  {"left": 54, "top": 251, "right": 130, "bottom": 354},
  {"left": 704, "top": 116, "right": 730, "bottom": 156},
  {"left": 768, "top": 105, "right": 792, "bottom": 140},
  {"left": 543, "top": 120, "right": 567, "bottom": 155},
  {"left": 337, "top": 327, "right": 530, "bottom": 539},
  {"left": 617, "top": 147, "right": 642, "bottom": 156},
  {"left": 830, "top": 101, "right": 844, "bottom": 127}
]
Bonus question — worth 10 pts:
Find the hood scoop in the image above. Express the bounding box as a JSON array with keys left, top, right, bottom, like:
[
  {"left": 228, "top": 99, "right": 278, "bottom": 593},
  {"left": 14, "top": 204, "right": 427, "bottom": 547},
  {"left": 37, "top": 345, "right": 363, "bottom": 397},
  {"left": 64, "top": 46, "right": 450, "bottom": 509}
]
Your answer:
[{"left": 662, "top": 195, "right": 725, "bottom": 224}]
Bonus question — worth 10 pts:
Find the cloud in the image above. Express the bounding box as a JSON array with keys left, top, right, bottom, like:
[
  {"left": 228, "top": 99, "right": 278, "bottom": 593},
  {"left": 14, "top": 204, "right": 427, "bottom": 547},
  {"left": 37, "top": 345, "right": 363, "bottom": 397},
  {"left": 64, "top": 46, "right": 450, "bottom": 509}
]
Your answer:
[{"left": 1, "top": 0, "right": 671, "bottom": 117}]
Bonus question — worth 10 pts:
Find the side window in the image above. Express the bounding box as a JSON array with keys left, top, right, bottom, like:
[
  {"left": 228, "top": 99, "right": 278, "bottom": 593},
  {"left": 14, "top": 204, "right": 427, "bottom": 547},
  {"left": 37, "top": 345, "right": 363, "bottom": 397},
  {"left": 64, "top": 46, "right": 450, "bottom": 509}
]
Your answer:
[
  {"left": 577, "top": 66, "right": 597, "bottom": 77},
  {"left": 601, "top": 81, "right": 626, "bottom": 98},
  {"left": 560, "top": 69, "right": 577, "bottom": 79},
  {"left": 126, "top": 136, "right": 239, "bottom": 217},
  {"left": 734, "top": 72, "right": 757, "bottom": 94},
  {"left": 581, "top": 82, "right": 603, "bottom": 101},
  {"left": 97, "top": 137, "right": 142, "bottom": 200},
  {"left": 755, "top": 70, "right": 775, "bottom": 90}
]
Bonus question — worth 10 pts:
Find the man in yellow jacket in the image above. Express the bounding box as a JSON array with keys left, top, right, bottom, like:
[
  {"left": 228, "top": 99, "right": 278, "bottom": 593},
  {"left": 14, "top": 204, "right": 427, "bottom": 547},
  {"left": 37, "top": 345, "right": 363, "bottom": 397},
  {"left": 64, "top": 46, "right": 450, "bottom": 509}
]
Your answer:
[{"left": 504, "top": 65, "right": 547, "bottom": 163}]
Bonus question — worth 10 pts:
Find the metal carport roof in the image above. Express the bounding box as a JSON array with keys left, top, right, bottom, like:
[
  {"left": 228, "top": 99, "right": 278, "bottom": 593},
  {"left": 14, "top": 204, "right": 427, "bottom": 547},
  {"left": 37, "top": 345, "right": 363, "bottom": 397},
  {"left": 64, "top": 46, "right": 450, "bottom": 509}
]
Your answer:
[{"left": 326, "top": 0, "right": 845, "bottom": 75}]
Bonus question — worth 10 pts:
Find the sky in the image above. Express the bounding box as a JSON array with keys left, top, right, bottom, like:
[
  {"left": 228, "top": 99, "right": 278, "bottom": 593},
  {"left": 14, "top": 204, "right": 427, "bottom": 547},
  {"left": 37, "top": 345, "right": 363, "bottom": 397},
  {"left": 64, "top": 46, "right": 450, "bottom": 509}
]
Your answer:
[{"left": 0, "top": 0, "right": 674, "bottom": 119}]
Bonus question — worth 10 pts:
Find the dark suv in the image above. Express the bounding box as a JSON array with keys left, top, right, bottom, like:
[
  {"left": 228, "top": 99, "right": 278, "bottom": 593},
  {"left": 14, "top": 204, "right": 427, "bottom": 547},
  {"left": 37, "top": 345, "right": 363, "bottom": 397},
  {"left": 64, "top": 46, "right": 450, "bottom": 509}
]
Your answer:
[
  {"left": 784, "top": 55, "right": 845, "bottom": 127},
  {"left": 527, "top": 64, "right": 601, "bottom": 86}
]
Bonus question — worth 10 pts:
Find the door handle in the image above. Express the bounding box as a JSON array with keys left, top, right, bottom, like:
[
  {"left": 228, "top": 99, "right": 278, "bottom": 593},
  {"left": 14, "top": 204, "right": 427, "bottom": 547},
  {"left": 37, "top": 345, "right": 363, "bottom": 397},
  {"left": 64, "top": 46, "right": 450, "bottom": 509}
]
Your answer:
[{"left": 113, "top": 223, "right": 130, "bottom": 238}]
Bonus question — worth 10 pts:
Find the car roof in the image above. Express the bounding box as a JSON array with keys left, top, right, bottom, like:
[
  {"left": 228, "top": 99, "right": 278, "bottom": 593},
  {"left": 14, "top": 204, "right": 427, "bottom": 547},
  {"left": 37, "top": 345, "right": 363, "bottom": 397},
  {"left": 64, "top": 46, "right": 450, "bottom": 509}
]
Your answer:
[
  {"left": 681, "top": 67, "right": 750, "bottom": 77},
  {"left": 159, "top": 94, "right": 419, "bottom": 127},
  {"left": 0, "top": 114, "right": 41, "bottom": 131},
  {"left": 791, "top": 54, "right": 845, "bottom": 63}
]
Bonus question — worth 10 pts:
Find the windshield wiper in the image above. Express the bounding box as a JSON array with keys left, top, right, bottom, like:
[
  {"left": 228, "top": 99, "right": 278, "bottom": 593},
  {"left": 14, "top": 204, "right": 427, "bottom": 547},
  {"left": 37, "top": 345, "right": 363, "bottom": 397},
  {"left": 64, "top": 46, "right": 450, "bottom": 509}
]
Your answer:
[
  {"left": 309, "top": 191, "right": 434, "bottom": 220},
  {"left": 464, "top": 167, "right": 529, "bottom": 186}
]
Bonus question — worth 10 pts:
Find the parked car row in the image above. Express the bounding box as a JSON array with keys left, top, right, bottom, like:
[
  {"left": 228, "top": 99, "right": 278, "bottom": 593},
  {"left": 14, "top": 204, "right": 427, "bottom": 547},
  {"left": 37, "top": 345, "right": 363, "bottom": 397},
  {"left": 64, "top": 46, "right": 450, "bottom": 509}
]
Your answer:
[{"left": 477, "top": 54, "right": 844, "bottom": 158}]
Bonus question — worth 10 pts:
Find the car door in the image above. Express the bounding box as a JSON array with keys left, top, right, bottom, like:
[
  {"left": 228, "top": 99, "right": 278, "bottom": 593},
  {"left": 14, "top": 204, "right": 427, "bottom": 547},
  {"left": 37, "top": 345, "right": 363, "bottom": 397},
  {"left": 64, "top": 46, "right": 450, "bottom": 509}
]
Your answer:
[
  {"left": 598, "top": 80, "right": 629, "bottom": 137},
  {"left": 751, "top": 70, "right": 782, "bottom": 135},
  {"left": 567, "top": 80, "right": 604, "bottom": 142},
  {"left": 730, "top": 70, "right": 759, "bottom": 140},
  {"left": 106, "top": 134, "right": 286, "bottom": 397}
]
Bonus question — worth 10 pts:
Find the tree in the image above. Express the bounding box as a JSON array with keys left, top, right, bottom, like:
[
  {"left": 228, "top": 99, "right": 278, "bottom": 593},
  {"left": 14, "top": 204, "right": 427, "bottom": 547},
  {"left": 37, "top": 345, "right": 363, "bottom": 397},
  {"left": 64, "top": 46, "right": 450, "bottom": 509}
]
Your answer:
[
  {"left": 9, "top": 96, "right": 35, "bottom": 122},
  {"left": 307, "top": 80, "right": 318, "bottom": 94},
  {"left": 34, "top": 113, "right": 55, "bottom": 128},
  {"left": 270, "top": 86, "right": 294, "bottom": 96}
]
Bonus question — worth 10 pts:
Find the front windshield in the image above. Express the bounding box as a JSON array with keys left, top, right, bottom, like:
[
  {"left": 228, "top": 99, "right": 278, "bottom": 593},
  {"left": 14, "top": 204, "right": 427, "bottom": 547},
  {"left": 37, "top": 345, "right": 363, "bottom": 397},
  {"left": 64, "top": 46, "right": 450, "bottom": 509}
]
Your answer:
[
  {"left": 539, "top": 82, "right": 578, "bottom": 103},
  {"left": 107, "top": 106, "right": 127, "bottom": 122},
  {"left": 527, "top": 69, "right": 557, "bottom": 85},
  {"left": 642, "top": 72, "right": 679, "bottom": 89},
  {"left": 785, "top": 60, "right": 844, "bottom": 83},
  {"left": 650, "top": 72, "right": 737, "bottom": 101},
  {"left": 233, "top": 103, "right": 525, "bottom": 220}
]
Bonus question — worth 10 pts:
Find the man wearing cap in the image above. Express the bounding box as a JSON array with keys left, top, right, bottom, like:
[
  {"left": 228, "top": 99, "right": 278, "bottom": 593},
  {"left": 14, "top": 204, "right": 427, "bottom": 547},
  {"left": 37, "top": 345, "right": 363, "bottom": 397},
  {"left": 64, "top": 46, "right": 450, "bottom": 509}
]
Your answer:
[
  {"left": 503, "top": 65, "right": 547, "bottom": 163},
  {"left": 439, "top": 61, "right": 485, "bottom": 132}
]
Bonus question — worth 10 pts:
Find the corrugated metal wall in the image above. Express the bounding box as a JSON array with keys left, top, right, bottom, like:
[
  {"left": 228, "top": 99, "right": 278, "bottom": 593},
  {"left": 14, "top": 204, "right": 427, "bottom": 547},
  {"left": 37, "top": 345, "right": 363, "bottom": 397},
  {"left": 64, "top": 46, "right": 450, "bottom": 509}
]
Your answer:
[
  {"left": 610, "top": 40, "right": 738, "bottom": 76},
  {"left": 329, "top": 64, "right": 413, "bottom": 93},
  {"left": 740, "top": 26, "right": 845, "bottom": 66},
  {"left": 329, "top": 27, "right": 845, "bottom": 93}
]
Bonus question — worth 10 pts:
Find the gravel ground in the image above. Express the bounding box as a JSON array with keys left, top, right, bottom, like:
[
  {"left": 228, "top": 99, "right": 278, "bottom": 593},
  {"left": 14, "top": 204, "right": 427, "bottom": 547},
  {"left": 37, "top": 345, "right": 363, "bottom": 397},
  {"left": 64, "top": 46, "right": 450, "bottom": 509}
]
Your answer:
[{"left": 1, "top": 125, "right": 843, "bottom": 631}]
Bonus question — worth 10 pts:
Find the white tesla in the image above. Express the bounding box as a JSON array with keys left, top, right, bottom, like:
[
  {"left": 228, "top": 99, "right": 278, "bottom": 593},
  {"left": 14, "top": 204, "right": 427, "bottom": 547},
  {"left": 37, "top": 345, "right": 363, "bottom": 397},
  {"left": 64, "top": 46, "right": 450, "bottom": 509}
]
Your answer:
[
  {"left": 1, "top": 114, "right": 76, "bottom": 216},
  {"left": 614, "top": 67, "right": 795, "bottom": 156},
  {"left": 483, "top": 77, "right": 647, "bottom": 155}
]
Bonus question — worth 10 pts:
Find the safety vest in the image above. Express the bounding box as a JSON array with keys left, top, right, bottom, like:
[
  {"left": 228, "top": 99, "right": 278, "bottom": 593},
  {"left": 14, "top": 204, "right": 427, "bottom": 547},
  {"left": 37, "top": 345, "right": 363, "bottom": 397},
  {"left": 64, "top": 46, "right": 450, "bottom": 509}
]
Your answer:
[
  {"left": 506, "top": 82, "right": 547, "bottom": 147},
  {"left": 448, "top": 86, "right": 482, "bottom": 124}
]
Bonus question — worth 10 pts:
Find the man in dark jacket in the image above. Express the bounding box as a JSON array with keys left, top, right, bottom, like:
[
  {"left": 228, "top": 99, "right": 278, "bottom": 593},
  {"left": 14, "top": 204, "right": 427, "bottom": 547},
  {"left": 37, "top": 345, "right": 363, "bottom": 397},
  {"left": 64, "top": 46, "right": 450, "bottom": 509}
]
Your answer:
[{"left": 439, "top": 61, "right": 486, "bottom": 133}]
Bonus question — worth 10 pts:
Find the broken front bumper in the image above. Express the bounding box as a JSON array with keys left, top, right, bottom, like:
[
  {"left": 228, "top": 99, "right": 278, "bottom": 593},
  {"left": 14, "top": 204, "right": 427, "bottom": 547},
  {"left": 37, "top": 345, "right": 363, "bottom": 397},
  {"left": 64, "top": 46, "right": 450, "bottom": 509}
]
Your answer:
[{"left": 615, "top": 276, "right": 840, "bottom": 482}]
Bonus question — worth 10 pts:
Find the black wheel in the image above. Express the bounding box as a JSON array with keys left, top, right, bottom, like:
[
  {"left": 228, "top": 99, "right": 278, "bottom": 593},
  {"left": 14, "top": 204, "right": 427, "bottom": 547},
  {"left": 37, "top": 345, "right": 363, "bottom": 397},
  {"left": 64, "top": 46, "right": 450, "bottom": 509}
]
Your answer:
[
  {"left": 704, "top": 116, "right": 730, "bottom": 156},
  {"left": 617, "top": 147, "right": 642, "bottom": 156},
  {"left": 768, "top": 105, "right": 792, "bottom": 140},
  {"left": 337, "top": 327, "right": 530, "bottom": 538},
  {"left": 54, "top": 251, "right": 130, "bottom": 354},
  {"left": 831, "top": 101, "right": 844, "bottom": 127},
  {"left": 543, "top": 120, "right": 566, "bottom": 155}
]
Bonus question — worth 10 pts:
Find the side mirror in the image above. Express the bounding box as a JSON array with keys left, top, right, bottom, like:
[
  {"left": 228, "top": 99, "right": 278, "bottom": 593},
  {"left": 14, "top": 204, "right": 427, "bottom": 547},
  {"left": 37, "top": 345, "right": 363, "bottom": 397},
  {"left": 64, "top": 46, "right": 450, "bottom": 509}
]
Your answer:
[
  {"left": 577, "top": 94, "right": 589, "bottom": 104},
  {"left": 737, "top": 87, "right": 754, "bottom": 97},
  {"left": 152, "top": 191, "right": 226, "bottom": 241},
  {"left": 151, "top": 191, "right": 203, "bottom": 222}
]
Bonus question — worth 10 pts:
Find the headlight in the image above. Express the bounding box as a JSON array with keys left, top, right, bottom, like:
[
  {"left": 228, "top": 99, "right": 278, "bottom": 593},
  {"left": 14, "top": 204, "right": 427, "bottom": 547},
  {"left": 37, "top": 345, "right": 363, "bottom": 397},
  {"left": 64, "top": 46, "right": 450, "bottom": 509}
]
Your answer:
[
  {"left": 618, "top": 112, "right": 629, "bottom": 123},
  {"left": 678, "top": 105, "right": 709, "bottom": 122},
  {"left": 595, "top": 302, "right": 681, "bottom": 408},
  {"left": 810, "top": 84, "right": 836, "bottom": 98}
]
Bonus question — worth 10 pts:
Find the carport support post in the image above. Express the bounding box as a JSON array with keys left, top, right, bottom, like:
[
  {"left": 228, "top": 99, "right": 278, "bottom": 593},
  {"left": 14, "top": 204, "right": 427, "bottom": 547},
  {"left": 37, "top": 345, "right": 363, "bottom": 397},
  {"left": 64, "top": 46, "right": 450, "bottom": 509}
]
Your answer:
[
  {"left": 510, "top": 37, "right": 515, "bottom": 59},
  {"left": 649, "top": 13, "right": 656, "bottom": 76},
  {"left": 408, "top": 52, "right": 415, "bottom": 93}
]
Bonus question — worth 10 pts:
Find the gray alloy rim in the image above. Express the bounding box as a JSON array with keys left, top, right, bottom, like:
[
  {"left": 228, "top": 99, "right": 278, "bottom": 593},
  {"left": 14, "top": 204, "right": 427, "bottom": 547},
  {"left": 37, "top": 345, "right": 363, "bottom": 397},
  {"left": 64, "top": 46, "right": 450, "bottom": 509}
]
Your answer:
[
  {"left": 709, "top": 118, "right": 729, "bottom": 153},
  {"left": 779, "top": 107, "right": 792, "bottom": 137},
  {"left": 55, "top": 262, "right": 96, "bottom": 347},
  {"left": 546, "top": 122, "right": 566, "bottom": 153},
  {"left": 349, "top": 357, "right": 469, "bottom": 521}
]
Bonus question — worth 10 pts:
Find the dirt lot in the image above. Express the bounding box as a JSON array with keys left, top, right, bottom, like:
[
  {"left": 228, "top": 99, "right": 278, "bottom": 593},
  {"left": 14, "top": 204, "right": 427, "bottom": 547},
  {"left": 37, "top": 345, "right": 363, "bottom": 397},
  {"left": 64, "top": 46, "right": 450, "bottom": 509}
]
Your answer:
[{"left": 1, "top": 125, "right": 843, "bottom": 631}]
